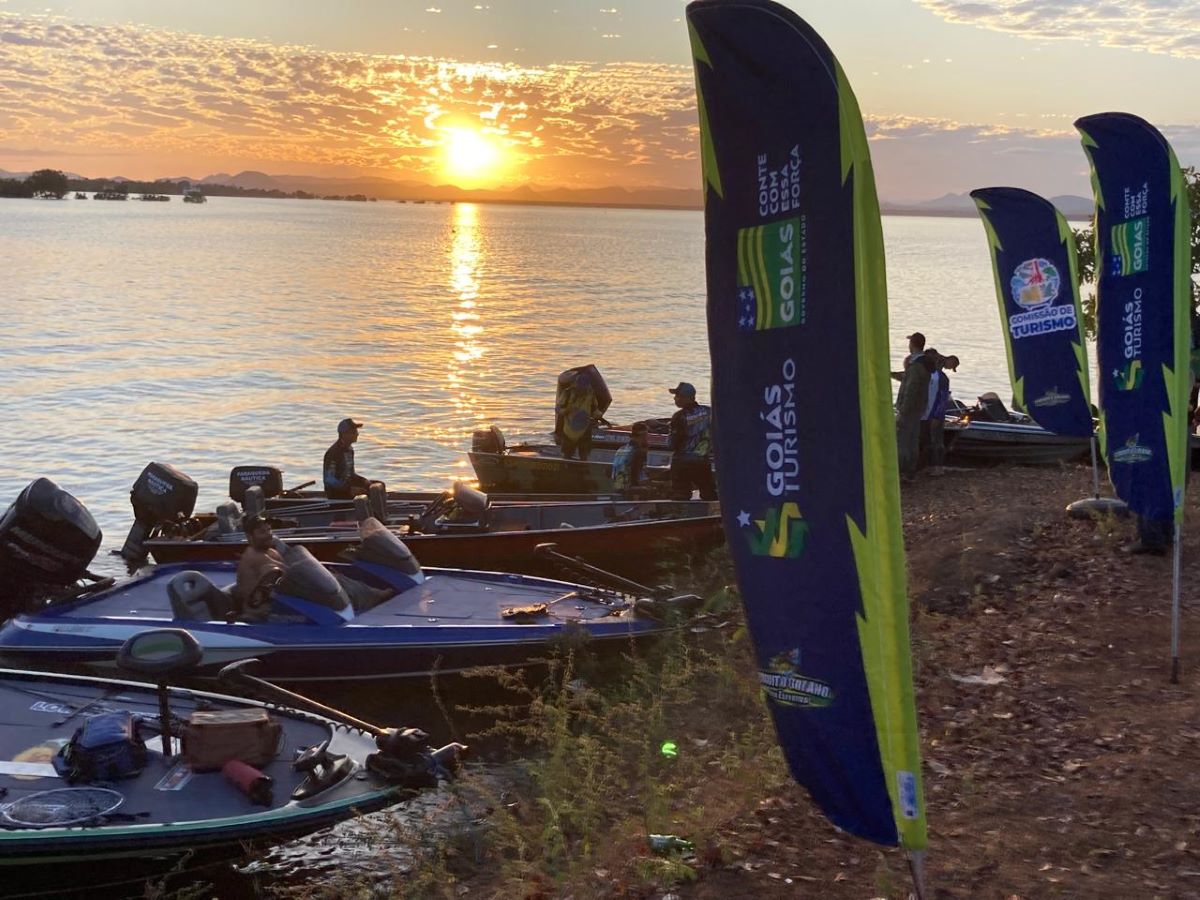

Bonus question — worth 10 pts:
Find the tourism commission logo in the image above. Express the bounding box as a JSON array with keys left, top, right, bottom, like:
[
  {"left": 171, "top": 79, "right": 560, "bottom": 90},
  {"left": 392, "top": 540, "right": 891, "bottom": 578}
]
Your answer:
[{"left": 1007, "top": 258, "right": 1075, "bottom": 340}]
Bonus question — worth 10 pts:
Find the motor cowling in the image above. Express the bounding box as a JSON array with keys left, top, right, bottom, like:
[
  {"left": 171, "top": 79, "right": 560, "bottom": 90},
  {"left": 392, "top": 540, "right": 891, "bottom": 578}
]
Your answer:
[
  {"left": 0, "top": 478, "right": 102, "bottom": 588},
  {"left": 229, "top": 466, "right": 284, "bottom": 504},
  {"left": 471, "top": 426, "right": 506, "bottom": 455},
  {"left": 121, "top": 462, "right": 198, "bottom": 562}
]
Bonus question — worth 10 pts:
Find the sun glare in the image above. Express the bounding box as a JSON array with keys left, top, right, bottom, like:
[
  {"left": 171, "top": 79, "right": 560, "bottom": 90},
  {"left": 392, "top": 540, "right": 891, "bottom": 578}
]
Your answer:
[{"left": 442, "top": 128, "right": 502, "bottom": 184}]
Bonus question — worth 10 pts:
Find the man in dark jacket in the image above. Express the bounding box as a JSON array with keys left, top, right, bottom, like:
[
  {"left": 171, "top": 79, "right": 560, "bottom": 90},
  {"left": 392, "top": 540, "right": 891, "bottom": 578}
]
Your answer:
[
  {"left": 323, "top": 418, "right": 372, "bottom": 500},
  {"left": 896, "top": 353, "right": 933, "bottom": 479},
  {"left": 668, "top": 382, "right": 716, "bottom": 500}
]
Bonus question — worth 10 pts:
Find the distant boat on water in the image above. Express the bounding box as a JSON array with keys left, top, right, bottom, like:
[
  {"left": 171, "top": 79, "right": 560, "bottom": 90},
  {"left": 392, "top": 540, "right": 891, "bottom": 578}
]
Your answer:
[
  {"left": 73, "top": 192, "right": 87, "bottom": 200},
  {"left": 182, "top": 189, "right": 207, "bottom": 204},
  {"left": 138, "top": 193, "right": 170, "bottom": 202},
  {"left": 92, "top": 187, "right": 128, "bottom": 200}
]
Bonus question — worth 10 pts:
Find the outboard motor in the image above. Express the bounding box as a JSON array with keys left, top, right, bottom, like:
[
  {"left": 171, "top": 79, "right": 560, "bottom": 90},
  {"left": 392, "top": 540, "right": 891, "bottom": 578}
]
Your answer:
[
  {"left": 121, "top": 462, "right": 198, "bottom": 562},
  {"left": 471, "top": 426, "right": 506, "bottom": 455},
  {"left": 0, "top": 478, "right": 102, "bottom": 588},
  {"left": 229, "top": 466, "right": 284, "bottom": 504}
]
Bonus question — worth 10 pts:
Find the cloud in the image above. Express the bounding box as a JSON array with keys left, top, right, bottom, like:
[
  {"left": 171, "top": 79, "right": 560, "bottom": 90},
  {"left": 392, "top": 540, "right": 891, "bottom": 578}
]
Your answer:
[
  {"left": 0, "top": 10, "right": 1195, "bottom": 196},
  {"left": 915, "top": 0, "right": 1200, "bottom": 60},
  {"left": 0, "top": 11, "right": 698, "bottom": 187}
]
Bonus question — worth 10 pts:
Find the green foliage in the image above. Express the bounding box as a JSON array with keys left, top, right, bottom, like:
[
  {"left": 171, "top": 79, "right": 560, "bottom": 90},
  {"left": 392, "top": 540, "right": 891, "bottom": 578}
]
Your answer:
[
  {"left": 27, "top": 168, "right": 68, "bottom": 199},
  {"left": 1073, "top": 166, "right": 1200, "bottom": 339},
  {"left": 0, "top": 178, "right": 33, "bottom": 198}
]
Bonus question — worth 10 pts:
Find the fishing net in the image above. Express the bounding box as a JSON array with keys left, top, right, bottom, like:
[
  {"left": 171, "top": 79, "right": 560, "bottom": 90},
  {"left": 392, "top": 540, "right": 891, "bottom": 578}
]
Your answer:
[{"left": 0, "top": 787, "right": 124, "bottom": 828}]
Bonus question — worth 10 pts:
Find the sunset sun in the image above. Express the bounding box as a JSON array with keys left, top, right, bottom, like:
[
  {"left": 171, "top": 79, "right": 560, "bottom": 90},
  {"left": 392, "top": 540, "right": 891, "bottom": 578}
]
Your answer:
[{"left": 442, "top": 128, "right": 503, "bottom": 184}]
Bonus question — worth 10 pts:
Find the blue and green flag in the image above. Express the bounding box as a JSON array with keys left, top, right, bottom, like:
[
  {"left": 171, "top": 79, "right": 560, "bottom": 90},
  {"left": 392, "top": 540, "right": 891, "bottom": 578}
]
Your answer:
[
  {"left": 687, "top": 0, "right": 925, "bottom": 850},
  {"left": 1075, "top": 113, "right": 1192, "bottom": 524},
  {"left": 970, "top": 187, "right": 1094, "bottom": 437}
]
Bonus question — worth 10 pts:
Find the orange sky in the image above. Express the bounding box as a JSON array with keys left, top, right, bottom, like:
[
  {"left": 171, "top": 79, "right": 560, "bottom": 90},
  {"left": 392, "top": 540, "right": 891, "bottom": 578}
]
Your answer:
[{"left": 1, "top": 3, "right": 1199, "bottom": 201}]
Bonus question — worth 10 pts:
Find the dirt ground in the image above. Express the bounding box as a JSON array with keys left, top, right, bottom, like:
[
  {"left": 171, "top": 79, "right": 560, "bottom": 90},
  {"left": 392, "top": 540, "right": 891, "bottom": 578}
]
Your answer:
[{"left": 681, "top": 463, "right": 1200, "bottom": 900}]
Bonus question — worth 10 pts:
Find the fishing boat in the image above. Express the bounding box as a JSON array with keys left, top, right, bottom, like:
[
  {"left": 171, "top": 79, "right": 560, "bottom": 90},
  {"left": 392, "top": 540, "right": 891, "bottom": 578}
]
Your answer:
[
  {"left": 942, "top": 395, "right": 1200, "bottom": 468},
  {"left": 92, "top": 187, "right": 128, "bottom": 201},
  {"left": 144, "top": 486, "right": 722, "bottom": 578},
  {"left": 0, "top": 629, "right": 463, "bottom": 894},
  {"left": 0, "top": 518, "right": 703, "bottom": 683},
  {"left": 73, "top": 192, "right": 87, "bottom": 200},
  {"left": 182, "top": 189, "right": 206, "bottom": 204},
  {"left": 137, "top": 193, "right": 170, "bottom": 202}
]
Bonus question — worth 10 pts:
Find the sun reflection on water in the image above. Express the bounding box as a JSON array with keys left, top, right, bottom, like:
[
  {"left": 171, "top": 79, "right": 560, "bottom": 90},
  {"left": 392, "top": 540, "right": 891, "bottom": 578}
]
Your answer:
[{"left": 447, "top": 202, "right": 486, "bottom": 435}]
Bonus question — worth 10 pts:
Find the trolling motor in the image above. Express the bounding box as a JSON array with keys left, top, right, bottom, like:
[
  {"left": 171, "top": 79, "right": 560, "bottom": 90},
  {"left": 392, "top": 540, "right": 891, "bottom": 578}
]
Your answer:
[
  {"left": 120, "top": 463, "right": 198, "bottom": 563},
  {"left": 218, "top": 659, "right": 467, "bottom": 792},
  {"left": 116, "top": 628, "right": 204, "bottom": 760},
  {"left": 532, "top": 543, "right": 704, "bottom": 621}
]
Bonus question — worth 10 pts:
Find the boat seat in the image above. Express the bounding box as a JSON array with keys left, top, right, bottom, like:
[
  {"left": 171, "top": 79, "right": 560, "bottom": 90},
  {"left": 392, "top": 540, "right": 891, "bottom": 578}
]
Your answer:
[
  {"left": 215, "top": 500, "right": 242, "bottom": 535},
  {"left": 169, "top": 570, "right": 234, "bottom": 621}
]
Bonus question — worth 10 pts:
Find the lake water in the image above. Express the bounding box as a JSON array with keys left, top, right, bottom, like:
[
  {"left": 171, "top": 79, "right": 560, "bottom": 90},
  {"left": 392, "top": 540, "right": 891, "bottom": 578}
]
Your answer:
[{"left": 2, "top": 197, "right": 1014, "bottom": 562}]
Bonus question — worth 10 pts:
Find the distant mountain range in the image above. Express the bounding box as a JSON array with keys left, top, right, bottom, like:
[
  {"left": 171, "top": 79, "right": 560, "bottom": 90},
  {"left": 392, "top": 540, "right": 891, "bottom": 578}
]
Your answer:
[
  {"left": 882, "top": 191, "right": 1094, "bottom": 220},
  {"left": 2, "top": 167, "right": 1095, "bottom": 217}
]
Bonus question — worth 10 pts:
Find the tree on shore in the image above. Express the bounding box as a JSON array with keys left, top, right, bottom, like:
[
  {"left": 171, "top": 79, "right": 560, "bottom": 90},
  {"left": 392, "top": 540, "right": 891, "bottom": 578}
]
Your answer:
[
  {"left": 27, "top": 168, "right": 69, "bottom": 199},
  {"left": 1073, "top": 166, "right": 1200, "bottom": 338}
]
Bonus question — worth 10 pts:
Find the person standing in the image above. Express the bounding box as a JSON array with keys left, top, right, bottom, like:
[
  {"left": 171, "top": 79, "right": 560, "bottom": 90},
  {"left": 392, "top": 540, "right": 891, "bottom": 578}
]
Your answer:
[
  {"left": 323, "top": 418, "right": 372, "bottom": 500},
  {"left": 891, "top": 332, "right": 926, "bottom": 381},
  {"left": 555, "top": 370, "right": 602, "bottom": 460},
  {"left": 667, "top": 382, "right": 717, "bottom": 500},
  {"left": 896, "top": 352, "right": 933, "bottom": 480},
  {"left": 926, "top": 354, "right": 957, "bottom": 476}
]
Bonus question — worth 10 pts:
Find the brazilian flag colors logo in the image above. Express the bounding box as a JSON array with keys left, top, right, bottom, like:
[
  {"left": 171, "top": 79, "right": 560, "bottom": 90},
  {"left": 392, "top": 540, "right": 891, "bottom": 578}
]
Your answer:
[{"left": 737, "top": 216, "right": 806, "bottom": 331}]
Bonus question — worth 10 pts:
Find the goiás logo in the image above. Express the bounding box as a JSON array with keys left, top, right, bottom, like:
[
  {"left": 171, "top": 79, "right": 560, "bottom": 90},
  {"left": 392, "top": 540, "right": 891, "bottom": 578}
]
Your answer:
[
  {"left": 737, "top": 503, "right": 809, "bottom": 558},
  {"left": 739, "top": 356, "right": 810, "bottom": 558},
  {"left": 1109, "top": 216, "right": 1149, "bottom": 276},
  {"left": 737, "top": 144, "right": 807, "bottom": 332},
  {"left": 737, "top": 217, "right": 807, "bottom": 331},
  {"left": 1032, "top": 386, "right": 1072, "bottom": 408},
  {"left": 1111, "top": 433, "right": 1153, "bottom": 464},
  {"left": 759, "top": 648, "right": 833, "bottom": 708},
  {"left": 1007, "top": 258, "right": 1075, "bottom": 340},
  {"left": 1112, "top": 358, "right": 1144, "bottom": 392}
]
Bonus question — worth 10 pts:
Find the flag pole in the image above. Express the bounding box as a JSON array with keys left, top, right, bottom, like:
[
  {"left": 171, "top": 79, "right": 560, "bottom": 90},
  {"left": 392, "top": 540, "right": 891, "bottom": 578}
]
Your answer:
[
  {"left": 907, "top": 850, "right": 929, "bottom": 900},
  {"left": 1171, "top": 518, "right": 1183, "bottom": 684}
]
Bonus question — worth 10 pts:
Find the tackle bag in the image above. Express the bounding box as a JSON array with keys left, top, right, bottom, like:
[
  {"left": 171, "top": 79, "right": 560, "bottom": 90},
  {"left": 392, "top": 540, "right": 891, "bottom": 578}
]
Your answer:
[
  {"left": 53, "top": 711, "right": 148, "bottom": 783},
  {"left": 182, "top": 708, "right": 282, "bottom": 772}
]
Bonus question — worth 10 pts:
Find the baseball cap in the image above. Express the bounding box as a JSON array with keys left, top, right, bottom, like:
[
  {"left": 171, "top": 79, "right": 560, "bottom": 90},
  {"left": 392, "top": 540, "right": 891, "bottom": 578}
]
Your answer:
[
  {"left": 668, "top": 382, "right": 696, "bottom": 397},
  {"left": 906, "top": 332, "right": 926, "bottom": 347},
  {"left": 338, "top": 417, "right": 364, "bottom": 434}
]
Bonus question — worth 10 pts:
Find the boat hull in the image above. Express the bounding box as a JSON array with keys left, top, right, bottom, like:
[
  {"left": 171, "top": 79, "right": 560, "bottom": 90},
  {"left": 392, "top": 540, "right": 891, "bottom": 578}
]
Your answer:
[
  {"left": 147, "top": 508, "right": 723, "bottom": 578},
  {"left": 0, "top": 563, "right": 683, "bottom": 683},
  {"left": 0, "top": 668, "right": 403, "bottom": 886}
]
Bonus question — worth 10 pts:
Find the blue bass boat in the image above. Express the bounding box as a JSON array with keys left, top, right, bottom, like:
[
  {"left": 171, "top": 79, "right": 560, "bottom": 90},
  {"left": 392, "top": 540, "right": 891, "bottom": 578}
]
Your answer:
[{"left": 0, "top": 518, "right": 699, "bottom": 683}]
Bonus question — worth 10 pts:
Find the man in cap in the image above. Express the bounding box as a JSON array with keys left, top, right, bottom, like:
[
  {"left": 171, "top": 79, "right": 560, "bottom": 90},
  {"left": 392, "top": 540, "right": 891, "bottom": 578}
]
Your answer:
[
  {"left": 667, "top": 382, "right": 717, "bottom": 501},
  {"left": 323, "top": 417, "right": 373, "bottom": 500}
]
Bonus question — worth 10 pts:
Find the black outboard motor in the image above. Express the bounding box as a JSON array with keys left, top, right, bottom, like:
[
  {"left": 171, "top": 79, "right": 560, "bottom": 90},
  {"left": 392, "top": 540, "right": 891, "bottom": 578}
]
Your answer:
[
  {"left": 471, "top": 426, "right": 506, "bottom": 455},
  {"left": 229, "top": 466, "right": 284, "bottom": 504},
  {"left": 121, "top": 462, "right": 198, "bottom": 562},
  {"left": 0, "top": 478, "right": 102, "bottom": 588}
]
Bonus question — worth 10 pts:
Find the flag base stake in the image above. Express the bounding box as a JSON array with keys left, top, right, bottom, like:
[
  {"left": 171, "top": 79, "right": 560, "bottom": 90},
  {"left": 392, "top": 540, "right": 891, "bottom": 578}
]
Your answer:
[
  {"left": 1066, "top": 435, "right": 1128, "bottom": 519},
  {"left": 1170, "top": 519, "right": 1183, "bottom": 684},
  {"left": 907, "top": 850, "right": 928, "bottom": 900}
]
